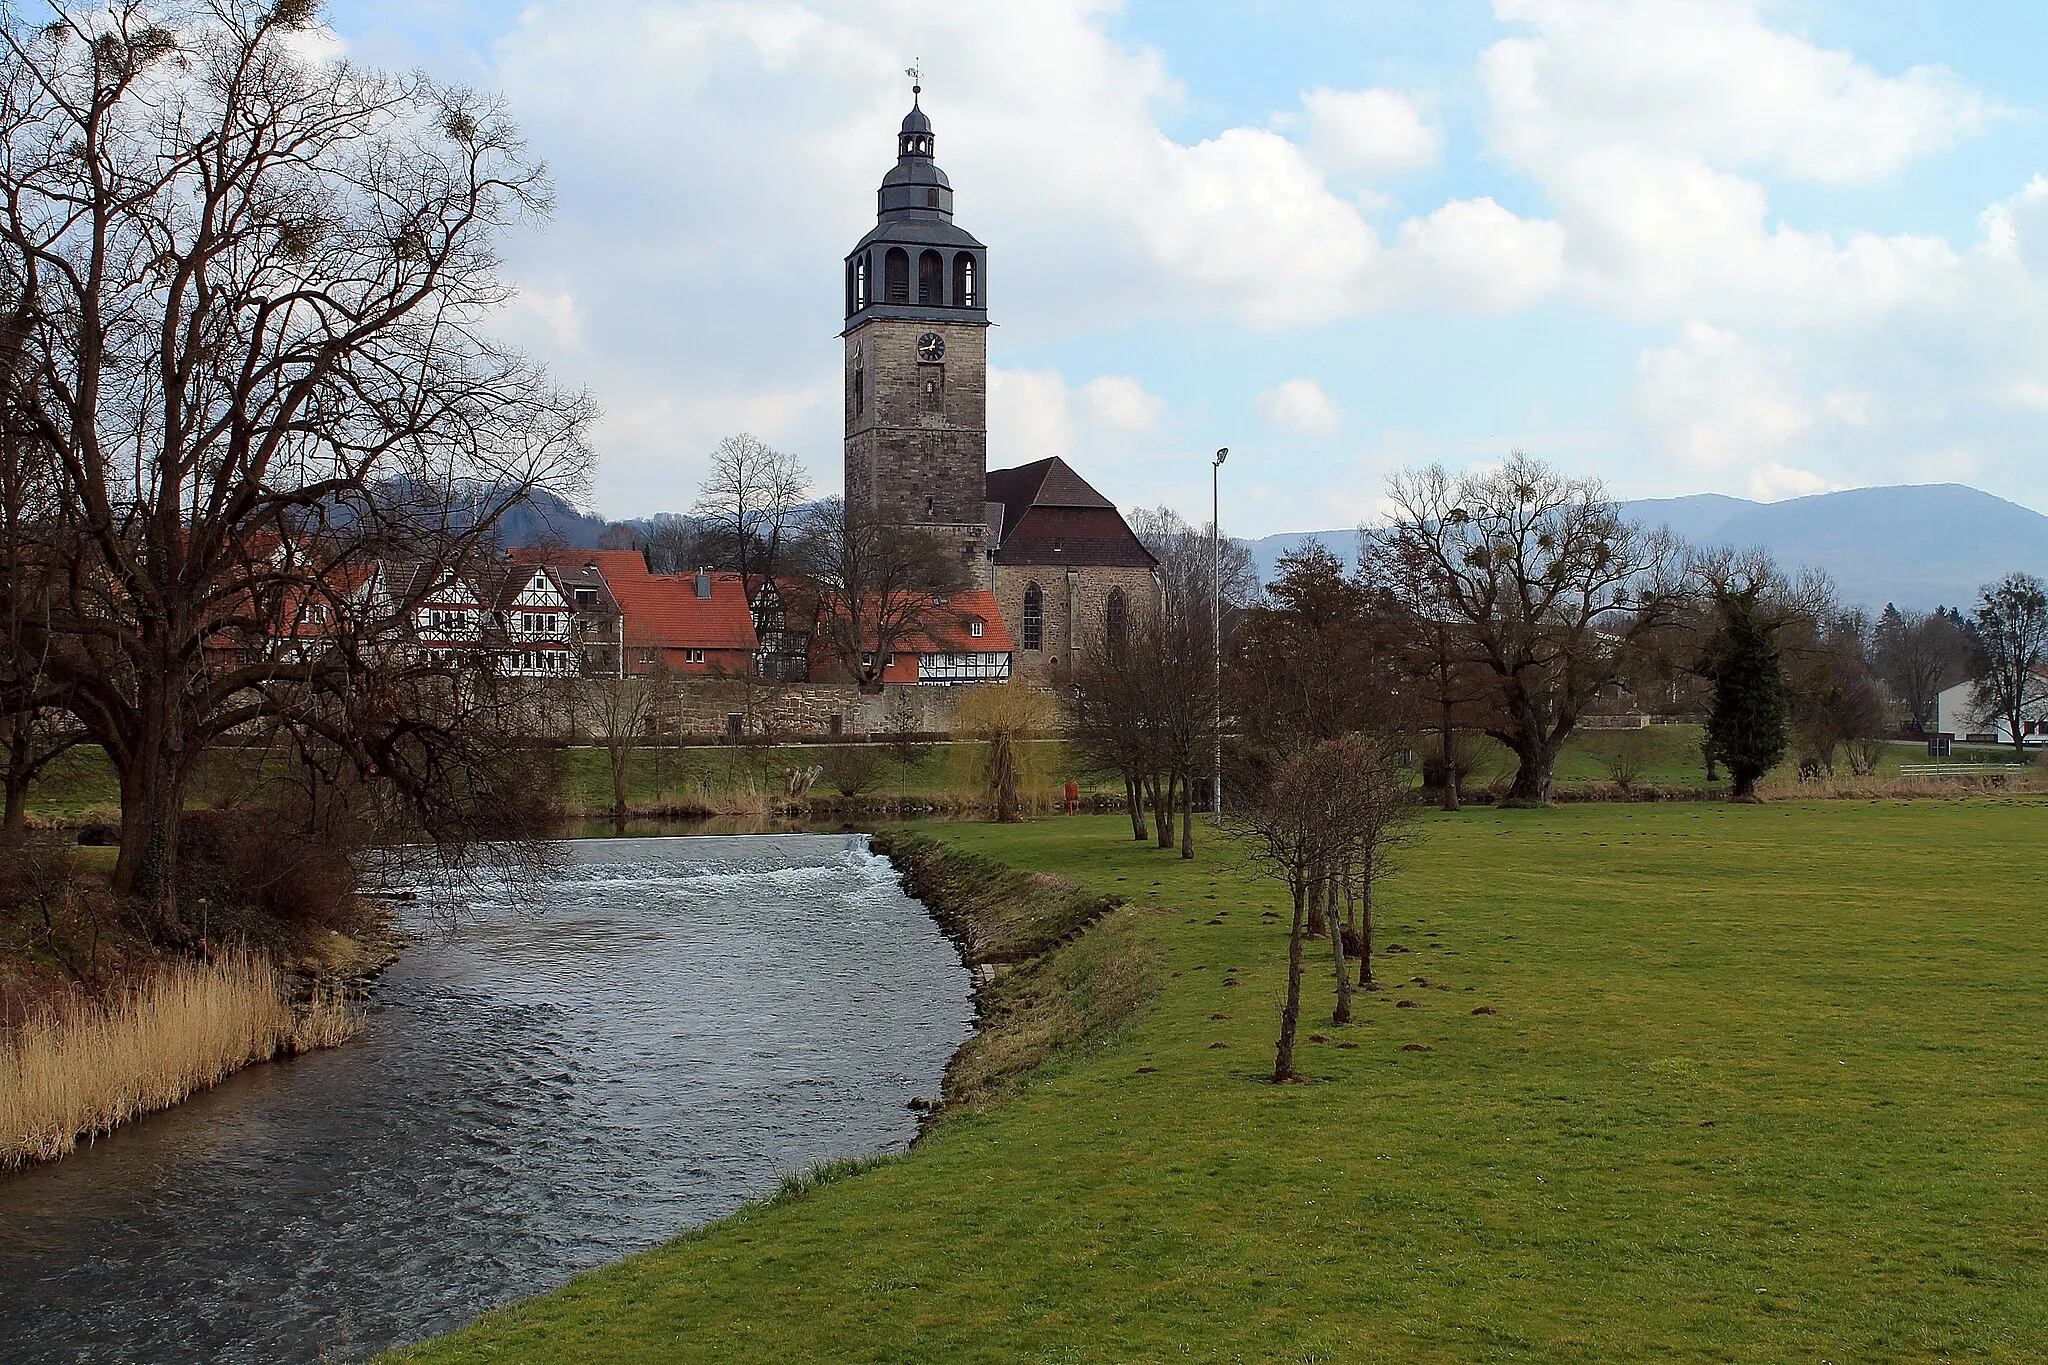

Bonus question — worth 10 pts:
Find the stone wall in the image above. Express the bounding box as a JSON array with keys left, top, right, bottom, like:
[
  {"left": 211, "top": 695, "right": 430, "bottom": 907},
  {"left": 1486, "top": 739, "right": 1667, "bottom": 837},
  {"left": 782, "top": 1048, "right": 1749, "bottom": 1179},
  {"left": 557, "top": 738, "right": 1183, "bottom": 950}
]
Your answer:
[
  {"left": 992, "top": 562, "right": 1157, "bottom": 688},
  {"left": 844, "top": 317, "right": 988, "bottom": 532},
  {"left": 657, "top": 678, "right": 969, "bottom": 741}
]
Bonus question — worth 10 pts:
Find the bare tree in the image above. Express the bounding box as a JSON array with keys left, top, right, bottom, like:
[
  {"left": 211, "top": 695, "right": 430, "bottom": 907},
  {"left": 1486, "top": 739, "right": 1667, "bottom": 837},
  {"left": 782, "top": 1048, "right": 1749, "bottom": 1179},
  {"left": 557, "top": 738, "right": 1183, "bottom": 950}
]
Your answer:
[
  {"left": 1361, "top": 532, "right": 1490, "bottom": 812},
  {"left": 1070, "top": 626, "right": 1156, "bottom": 842},
  {"left": 693, "top": 434, "right": 810, "bottom": 586},
  {"left": 799, "top": 499, "right": 962, "bottom": 694},
  {"left": 1969, "top": 571, "right": 2048, "bottom": 758},
  {"left": 1232, "top": 734, "right": 1411, "bottom": 1082},
  {"left": 581, "top": 674, "right": 655, "bottom": 834},
  {"left": 0, "top": 4, "right": 592, "bottom": 923},
  {"left": 1382, "top": 455, "right": 1679, "bottom": 804},
  {"left": 641, "top": 512, "right": 702, "bottom": 575},
  {"left": 1873, "top": 604, "right": 1974, "bottom": 734}
]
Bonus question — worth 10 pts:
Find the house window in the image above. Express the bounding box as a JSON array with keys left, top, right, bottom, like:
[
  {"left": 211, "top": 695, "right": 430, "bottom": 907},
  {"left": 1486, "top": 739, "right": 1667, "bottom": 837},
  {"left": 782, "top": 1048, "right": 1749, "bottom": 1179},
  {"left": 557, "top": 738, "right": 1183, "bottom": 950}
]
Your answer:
[
  {"left": 726, "top": 713, "right": 743, "bottom": 737},
  {"left": 970, "top": 619, "right": 983, "bottom": 638},
  {"left": 1022, "top": 582, "right": 1043, "bottom": 651},
  {"left": 639, "top": 647, "right": 656, "bottom": 665},
  {"left": 861, "top": 651, "right": 873, "bottom": 667},
  {"left": 829, "top": 713, "right": 843, "bottom": 737},
  {"left": 685, "top": 649, "right": 705, "bottom": 664},
  {"left": 576, "top": 588, "right": 597, "bottom": 607}
]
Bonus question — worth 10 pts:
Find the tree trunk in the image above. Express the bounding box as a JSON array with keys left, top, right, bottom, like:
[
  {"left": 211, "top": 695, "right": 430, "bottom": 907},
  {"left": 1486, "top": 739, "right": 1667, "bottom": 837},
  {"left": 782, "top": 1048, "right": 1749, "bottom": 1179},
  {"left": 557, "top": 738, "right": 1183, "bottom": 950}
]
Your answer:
[
  {"left": 1306, "top": 867, "right": 1326, "bottom": 940},
  {"left": 1504, "top": 730, "right": 1556, "bottom": 804},
  {"left": 1330, "top": 886, "right": 1353, "bottom": 1025},
  {"left": 1273, "top": 881, "right": 1307, "bottom": 1083},
  {"left": 1440, "top": 717, "right": 1461, "bottom": 812},
  {"left": 1179, "top": 768, "right": 1194, "bottom": 859},
  {"left": 1730, "top": 764, "right": 1762, "bottom": 802},
  {"left": 1154, "top": 773, "right": 1175, "bottom": 848},
  {"left": 610, "top": 743, "right": 630, "bottom": 835},
  {"left": 113, "top": 731, "right": 191, "bottom": 937},
  {"left": 3, "top": 723, "right": 29, "bottom": 842},
  {"left": 1356, "top": 853, "right": 1375, "bottom": 990},
  {"left": 1125, "top": 773, "right": 1147, "bottom": 839},
  {"left": 2, "top": 772, "right": 25, "bottom": 842}
]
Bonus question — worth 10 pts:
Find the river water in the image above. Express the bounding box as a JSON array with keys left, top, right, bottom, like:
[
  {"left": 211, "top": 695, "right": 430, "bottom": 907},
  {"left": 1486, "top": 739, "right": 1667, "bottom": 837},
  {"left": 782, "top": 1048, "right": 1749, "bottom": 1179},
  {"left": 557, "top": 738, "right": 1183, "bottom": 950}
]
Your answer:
[{"left": 0, "top": 835, "right": 973, "bottom": 1363}]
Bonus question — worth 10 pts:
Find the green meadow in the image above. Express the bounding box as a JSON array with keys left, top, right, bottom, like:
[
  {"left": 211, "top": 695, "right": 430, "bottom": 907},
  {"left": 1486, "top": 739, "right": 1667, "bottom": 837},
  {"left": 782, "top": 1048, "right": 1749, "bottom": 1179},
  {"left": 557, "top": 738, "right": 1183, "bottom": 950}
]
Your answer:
[{"left": 388, "top": 796, "right": 2048, "bottom": 1364}]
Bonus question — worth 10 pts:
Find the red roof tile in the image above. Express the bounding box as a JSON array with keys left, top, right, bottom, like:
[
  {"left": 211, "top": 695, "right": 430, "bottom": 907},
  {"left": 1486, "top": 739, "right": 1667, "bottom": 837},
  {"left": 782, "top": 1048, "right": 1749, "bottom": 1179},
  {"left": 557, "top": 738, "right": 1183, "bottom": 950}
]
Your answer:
[{"left": 512, "top": 548, "right": 757, "bottom": 652}]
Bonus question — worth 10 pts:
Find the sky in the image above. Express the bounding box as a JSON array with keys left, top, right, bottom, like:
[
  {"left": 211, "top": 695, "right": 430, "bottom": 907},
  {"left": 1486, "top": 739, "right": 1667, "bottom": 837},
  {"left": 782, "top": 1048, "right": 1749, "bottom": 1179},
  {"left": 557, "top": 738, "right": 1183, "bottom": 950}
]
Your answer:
[{"left": 318, "top": 0, "right": 2048, "bottom": 536}]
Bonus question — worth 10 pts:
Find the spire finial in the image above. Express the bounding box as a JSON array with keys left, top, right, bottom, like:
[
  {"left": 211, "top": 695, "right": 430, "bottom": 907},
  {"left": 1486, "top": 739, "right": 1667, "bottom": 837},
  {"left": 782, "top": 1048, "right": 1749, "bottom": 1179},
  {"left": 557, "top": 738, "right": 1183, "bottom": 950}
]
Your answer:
[{"left": 905, "top": 62, "right": 922, "bottom": 103}]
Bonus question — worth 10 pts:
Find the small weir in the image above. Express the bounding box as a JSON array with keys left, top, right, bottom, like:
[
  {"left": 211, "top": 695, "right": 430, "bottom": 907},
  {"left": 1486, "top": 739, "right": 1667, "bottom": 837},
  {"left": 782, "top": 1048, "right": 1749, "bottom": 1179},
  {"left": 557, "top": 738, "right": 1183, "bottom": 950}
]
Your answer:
[{"left": 0, "top": 835, "right": 973, "bottom": 1363}]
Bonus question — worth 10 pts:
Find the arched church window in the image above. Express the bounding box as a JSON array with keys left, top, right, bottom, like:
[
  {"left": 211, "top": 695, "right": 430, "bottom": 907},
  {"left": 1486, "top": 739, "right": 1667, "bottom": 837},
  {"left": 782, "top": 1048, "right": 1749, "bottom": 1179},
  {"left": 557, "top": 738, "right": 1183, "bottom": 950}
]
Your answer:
[
  {"left": 918, "top": 250, "right": 944, "bottom": 305},
  {"left": 855, "top": 257, "right": 868, "bottom": 309},
  {"left": 853, "top": 368, "right": 864, "bottom": 416},
  {"left": 953, "top": 253, "right": 976, "bottom": 308},
  {"left": 1105, "top": 588, "right": 1128, "bottom": 650},
  {"left": 885, "top": 248, "right": 909, "bottom": 303},
  {"left": 1022, "top": 582, "right": 1043, "bottom": 652}
]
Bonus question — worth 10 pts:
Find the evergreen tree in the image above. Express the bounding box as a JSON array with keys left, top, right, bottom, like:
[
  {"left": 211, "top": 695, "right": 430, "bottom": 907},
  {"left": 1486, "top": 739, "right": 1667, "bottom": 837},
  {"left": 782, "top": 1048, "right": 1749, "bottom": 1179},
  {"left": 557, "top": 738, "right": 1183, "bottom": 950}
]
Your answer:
[{"left": 1700, "top": 590, "right": 1791, "bottom": 800}]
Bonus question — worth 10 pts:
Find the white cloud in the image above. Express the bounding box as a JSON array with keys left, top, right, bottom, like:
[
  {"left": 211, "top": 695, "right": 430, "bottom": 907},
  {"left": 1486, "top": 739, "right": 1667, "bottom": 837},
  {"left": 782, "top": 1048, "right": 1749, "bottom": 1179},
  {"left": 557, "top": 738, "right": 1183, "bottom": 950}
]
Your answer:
[
  {"left": 1256, "top": 379, "right": 1343, "bottom": 437},
  {"left": 1480, "top": 0, "right": 1986, "bottom": 328},
  {"left": 1383, "top": 197, "right": 1566, "bottom": 312},
  {"left": 505, "top": 289, "right": 584, "bottom": 349},
  {"left": 1302, "top": 87, "right": 1441, "bottom": 176},
  {"left": 1633, "top": 322, "right": 1810, "bottom": 470},
  {"left": 1487, "top": 0, "right": 1993, "bottom": 185},
  {"left": 988, "top": 367, "right": 1074, "bottom": 469},
  {"left": 1079, "top": 375, "right": 1165, "bottom": 432},
  {"left": 1747, "top": 462, "right": 1837, "bottom": 501}
]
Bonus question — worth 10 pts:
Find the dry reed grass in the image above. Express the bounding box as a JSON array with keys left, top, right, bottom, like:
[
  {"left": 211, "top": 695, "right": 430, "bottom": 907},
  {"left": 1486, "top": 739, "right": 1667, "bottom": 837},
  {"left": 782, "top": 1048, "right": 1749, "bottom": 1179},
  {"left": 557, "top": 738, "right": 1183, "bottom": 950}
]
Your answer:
[
  {"left": 0, "top": 953, "right": 362, "bottom": 1168},
  {"left": 1757, "top": 771, "right": 2048, "bottom": 801}
]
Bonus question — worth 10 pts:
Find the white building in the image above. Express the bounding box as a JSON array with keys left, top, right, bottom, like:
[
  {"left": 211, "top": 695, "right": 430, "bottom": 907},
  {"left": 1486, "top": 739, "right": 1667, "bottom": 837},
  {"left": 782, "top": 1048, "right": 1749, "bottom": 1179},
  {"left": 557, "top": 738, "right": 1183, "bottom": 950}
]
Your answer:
[{"left": 1935, "top": 667, "right": 2048, "bottom": 745}]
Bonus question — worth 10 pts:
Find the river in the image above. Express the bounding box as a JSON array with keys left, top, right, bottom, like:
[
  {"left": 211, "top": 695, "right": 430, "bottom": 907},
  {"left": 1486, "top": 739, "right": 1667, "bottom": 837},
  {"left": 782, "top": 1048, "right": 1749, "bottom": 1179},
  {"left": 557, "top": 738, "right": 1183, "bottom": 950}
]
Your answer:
[{"left": 0, "top": 834, "right": 974, "bottom": 1363}]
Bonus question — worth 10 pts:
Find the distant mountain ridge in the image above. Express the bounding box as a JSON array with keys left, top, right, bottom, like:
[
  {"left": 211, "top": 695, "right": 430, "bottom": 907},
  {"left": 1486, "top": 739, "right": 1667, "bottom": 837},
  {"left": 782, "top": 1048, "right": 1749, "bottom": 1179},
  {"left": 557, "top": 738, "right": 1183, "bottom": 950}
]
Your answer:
[{"left": 1243, "top": 483, "right": 2048, "bottom": 612}]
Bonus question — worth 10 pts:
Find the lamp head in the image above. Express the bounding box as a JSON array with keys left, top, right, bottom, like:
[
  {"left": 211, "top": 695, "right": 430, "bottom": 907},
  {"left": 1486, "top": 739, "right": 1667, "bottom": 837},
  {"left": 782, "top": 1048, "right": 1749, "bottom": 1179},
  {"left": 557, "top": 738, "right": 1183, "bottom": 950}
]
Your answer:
[{"left": 1214, "top": 447, "right": 1229, "bottom": 466}]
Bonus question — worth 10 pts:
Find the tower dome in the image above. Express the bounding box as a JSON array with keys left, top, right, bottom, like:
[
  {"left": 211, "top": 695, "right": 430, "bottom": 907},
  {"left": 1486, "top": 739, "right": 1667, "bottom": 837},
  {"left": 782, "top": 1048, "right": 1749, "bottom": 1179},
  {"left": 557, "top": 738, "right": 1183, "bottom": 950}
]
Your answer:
[{"left": 843, "top": 85, "right": 987, "bottom": 322}]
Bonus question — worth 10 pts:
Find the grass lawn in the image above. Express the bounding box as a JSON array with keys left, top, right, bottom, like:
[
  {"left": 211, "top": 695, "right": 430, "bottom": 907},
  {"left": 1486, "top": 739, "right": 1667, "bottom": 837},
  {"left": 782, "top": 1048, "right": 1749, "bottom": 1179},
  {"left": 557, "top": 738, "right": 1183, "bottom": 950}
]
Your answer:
[{"left": 387, "top": 796, "right": 2048, "bottom": 1363}]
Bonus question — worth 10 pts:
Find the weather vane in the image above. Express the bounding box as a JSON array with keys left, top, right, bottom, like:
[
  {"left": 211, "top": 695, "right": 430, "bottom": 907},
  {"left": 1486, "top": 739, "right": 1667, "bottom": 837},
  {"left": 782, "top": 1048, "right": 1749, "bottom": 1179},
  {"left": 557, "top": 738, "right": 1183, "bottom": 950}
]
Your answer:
[{"left": 905, "top": 62, "right": 922, "bottom": 97}]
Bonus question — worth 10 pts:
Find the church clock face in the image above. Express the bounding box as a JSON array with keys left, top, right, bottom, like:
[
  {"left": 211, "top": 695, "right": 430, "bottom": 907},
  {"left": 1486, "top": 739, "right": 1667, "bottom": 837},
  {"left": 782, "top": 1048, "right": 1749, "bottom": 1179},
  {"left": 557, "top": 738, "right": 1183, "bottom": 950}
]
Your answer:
[{"left": 916, "top": 332, "right": 946, "bottom": 363}]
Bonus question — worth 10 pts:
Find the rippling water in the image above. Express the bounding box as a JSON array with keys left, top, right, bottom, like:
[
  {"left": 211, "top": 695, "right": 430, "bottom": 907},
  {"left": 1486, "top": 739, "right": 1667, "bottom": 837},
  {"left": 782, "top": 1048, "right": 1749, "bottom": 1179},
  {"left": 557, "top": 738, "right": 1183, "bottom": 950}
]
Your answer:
[{"left": 0, "top": 835, "right": 973, "bottom": 1364}]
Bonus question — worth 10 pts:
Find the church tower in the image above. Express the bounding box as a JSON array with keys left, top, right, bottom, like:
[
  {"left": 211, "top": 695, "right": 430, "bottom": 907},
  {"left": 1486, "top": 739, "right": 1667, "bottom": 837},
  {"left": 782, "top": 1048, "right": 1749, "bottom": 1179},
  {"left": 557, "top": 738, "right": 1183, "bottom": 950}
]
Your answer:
[{"left": 842, "top": 84, "right": 991, "bottom": 574}]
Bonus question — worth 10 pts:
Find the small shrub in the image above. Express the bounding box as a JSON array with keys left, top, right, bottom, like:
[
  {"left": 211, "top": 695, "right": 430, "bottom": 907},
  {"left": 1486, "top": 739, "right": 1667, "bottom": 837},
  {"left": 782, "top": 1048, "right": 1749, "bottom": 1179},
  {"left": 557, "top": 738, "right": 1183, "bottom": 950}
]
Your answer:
[
  {"left": 1846, "top": 737, "right": 1888, "bottom": 777},
  {"left": 820, "top": 746, "right": 885, "bottom": 796},
  {"left": 1602, "top": 731, "right": 1652, "bottom": 794}
]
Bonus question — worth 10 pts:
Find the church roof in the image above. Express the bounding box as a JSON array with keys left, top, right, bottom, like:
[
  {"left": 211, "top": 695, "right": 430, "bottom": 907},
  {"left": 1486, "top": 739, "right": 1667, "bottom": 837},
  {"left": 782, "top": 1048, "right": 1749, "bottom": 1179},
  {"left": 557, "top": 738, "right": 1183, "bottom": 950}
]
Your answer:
[{"left": 985, "top": 457, "right": 1157, "bottom": 569}]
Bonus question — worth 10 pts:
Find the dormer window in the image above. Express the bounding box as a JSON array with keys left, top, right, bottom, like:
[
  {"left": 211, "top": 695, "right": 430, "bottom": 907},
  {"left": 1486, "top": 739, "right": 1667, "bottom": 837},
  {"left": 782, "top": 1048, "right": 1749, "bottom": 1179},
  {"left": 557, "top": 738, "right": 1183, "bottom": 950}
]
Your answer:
[{"left": 969, "top": 619, "right": 983, "bottom": 638}]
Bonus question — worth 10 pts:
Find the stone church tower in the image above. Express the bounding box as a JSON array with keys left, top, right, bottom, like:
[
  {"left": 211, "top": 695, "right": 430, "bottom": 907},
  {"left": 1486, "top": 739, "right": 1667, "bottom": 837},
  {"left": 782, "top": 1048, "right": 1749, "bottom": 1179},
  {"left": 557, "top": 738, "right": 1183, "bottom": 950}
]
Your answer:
[{"left": 841, "top": 86, "right": 993, "bottom": 578}]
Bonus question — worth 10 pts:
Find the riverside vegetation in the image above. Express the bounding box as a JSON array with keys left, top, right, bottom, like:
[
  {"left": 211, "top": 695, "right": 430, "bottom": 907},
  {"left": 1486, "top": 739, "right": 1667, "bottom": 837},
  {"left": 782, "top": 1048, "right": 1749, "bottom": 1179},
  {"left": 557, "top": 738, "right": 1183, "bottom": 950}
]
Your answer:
[
  {"left": 388, "top": 797, "right": 2047, "bottom": 1363},
  {"left": 2, "top": 952, "right": 359, "bottom": 1167}
]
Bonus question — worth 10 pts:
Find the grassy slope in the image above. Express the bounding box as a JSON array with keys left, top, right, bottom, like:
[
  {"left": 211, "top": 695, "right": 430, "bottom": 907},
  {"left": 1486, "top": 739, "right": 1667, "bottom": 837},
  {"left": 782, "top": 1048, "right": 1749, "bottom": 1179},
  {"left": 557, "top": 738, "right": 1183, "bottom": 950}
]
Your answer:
[
  {"left": 25, "top": 729, "right": 2033, "bottom": 823},
  {"left": 389, "top": 797, "right": 2048, "bottom": 1364}
]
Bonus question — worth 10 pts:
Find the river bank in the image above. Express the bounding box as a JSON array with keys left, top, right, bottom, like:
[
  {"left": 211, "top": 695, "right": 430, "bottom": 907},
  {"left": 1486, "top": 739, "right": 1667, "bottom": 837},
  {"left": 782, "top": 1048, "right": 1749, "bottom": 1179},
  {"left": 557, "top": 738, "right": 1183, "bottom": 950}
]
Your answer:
[
  {"left": 2, "top": 835, "right": 973, "bottom": 1363},
  {"left": 386, "top": 799, "right": 2048, "bottom": 1362},
  {"left": 0, "top": 876, "right": 399, "bottom": 1170}
]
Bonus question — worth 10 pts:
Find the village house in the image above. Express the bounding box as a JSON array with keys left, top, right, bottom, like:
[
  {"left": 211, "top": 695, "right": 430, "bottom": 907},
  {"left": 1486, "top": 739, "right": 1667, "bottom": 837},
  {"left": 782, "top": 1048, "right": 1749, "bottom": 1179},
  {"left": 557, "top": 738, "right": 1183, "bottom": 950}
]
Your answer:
[
  {"left": 513, "top": 549, "right": 758, "bottom": 677},
  {"left": 1934, "top": 666, "right": 2048, "bottom": 745},
  {"left": 804, "top": 588, "right": 1014, "bottom": 687}
]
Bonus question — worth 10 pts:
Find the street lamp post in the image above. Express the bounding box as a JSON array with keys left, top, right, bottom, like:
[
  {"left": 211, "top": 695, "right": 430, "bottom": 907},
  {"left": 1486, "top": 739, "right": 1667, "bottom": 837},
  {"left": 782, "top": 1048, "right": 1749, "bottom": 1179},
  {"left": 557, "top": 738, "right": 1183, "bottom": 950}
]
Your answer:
[{"left": 1212, "top": 447, "right": 1228, "bottom": 826}]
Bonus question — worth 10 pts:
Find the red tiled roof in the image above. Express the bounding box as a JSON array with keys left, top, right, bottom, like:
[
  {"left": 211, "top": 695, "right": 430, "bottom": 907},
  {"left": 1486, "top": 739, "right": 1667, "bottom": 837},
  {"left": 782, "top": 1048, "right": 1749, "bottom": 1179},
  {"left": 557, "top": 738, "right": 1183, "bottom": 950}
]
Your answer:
[
  {"left": 512, "top": 548, "right": 756, "bottom": 651},
  {"left": 893, "top": 590, "right": 1014, "bottom": 653}
]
